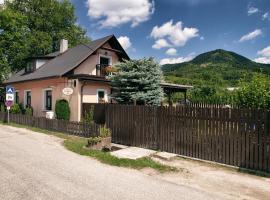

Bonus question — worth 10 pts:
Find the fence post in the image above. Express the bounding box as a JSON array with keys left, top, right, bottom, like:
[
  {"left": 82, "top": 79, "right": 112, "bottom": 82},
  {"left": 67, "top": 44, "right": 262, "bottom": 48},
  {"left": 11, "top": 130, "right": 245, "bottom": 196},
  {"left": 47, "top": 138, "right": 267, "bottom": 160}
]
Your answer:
[{"left": 156, "top": 106, "right": 161, "bottom": 150}]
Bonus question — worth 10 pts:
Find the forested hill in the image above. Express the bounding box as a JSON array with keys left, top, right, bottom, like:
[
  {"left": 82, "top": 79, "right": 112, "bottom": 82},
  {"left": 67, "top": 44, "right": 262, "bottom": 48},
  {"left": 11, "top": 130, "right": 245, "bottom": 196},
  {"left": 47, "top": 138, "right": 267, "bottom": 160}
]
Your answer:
[{"left": 162, "top": 49, "right": 270, "bottom": 87}]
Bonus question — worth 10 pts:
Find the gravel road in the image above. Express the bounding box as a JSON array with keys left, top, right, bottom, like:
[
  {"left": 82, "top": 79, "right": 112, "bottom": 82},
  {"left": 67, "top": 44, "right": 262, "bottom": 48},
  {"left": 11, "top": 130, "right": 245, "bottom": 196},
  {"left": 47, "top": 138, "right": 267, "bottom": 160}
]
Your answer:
[{"left": 0, "top": 125, "right": 228, "bottom": 200}]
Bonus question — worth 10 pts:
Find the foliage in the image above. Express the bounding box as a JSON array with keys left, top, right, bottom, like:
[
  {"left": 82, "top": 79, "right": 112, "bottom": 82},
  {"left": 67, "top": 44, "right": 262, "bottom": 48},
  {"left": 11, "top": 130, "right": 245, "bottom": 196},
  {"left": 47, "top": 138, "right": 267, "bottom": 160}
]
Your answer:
[
  {"left": 0, "top": 0, "right": 90, "bottom": 82},
  {"left": 110, "top": 58, "right": 164, "bottom": 105},
  {"left": 87, "top": 136, "right": 102, "bottom": 146},
  {"left": 83, "top": 106, "right": 94, "bottom": 124},
  {"left": 100, "top": 126, "right": 112, "bottom": 138},
  {"left": 162, "top": 49, "right": 270, "bottom": 106},
  {"left": 55, "top": 99, "right": 70, "bottom": 120},
  {"left": 25, "top": 106, "right": 33, "bottom": 116},
  {"left": 234, "top": 74, "right": 270, "bottom": 109},
  {"left": 10, "top": 103, "right": 21, "bottom": 114},
  {"left": 186, "top": 86, "right": 236, "bottom": 105},
  {"left": 0, "top": 103, "right": 6, "bottom": 112}
]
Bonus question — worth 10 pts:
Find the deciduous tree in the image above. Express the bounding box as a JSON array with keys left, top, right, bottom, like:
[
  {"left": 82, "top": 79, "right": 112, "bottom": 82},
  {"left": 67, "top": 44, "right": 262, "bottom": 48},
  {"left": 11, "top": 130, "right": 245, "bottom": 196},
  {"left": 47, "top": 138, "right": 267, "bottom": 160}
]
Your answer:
[{"left": 0, "top": 0, "right": 90, "bottom": 81}]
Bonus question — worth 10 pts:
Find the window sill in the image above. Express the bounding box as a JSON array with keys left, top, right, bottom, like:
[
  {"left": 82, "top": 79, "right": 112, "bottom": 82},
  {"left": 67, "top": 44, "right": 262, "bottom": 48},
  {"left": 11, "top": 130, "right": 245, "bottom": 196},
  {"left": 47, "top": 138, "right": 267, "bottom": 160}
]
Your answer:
[{"left": 42, "top": 110, "right": 53, "bottom": 112}]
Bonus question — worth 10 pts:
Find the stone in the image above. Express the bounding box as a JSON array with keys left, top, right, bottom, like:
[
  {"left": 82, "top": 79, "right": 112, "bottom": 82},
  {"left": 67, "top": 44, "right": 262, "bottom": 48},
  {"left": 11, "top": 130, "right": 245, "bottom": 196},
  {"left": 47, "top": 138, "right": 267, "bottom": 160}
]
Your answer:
[{"left": 110, "top": 147, "right": 156, "bottom": 160}]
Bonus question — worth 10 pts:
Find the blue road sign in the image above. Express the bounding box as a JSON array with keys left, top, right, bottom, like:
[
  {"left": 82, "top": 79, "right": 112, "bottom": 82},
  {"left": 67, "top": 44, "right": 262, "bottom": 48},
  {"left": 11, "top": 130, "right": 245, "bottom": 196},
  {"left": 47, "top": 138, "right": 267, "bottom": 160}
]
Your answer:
[{"left": 6, "top": 86, "right": 15, "bottom": 94}]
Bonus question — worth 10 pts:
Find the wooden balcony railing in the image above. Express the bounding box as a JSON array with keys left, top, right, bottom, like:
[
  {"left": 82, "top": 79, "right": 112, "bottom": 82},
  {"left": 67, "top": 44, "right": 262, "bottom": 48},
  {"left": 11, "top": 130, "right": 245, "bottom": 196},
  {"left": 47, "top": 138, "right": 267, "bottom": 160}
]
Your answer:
[{"left": 96, "top": 64, "right": 112, "bottom": 76}]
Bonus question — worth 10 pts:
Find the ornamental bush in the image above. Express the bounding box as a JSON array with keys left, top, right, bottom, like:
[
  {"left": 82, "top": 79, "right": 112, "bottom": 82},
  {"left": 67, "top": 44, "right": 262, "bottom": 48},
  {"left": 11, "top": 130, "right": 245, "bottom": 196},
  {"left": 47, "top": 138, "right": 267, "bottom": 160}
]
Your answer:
[
  {"left": 100, "top": 126, "right": 111, "bottom": 138},
  {"left": 55, "top": 99, "right": 70, "bottom": 120},
  {"left": 10, "top": 103, "right": 21, "bottom": 114},
  {"left": 83, "top": 105, "right": 94, "bottom": 124},
  {"left": 0, "top": 103, "right": 6, "bottom": 112},
  {"left": 25, "top": 106, "right": 33, "bottom": 116}
]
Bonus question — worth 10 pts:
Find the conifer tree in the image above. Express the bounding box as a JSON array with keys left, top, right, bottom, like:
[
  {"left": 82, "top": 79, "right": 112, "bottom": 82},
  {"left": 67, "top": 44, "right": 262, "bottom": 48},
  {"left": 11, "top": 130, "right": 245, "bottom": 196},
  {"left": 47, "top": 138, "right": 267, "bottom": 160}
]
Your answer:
[{"left": 110, "top": 58, "right": 164, "bottom": 105}]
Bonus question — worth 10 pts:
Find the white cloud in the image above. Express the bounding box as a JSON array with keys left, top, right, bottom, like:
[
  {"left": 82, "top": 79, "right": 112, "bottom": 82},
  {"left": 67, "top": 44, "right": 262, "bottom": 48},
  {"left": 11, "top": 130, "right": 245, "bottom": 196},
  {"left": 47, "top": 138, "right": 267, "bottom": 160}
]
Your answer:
[
  {"left": 117, "top": 36, "right": 132, "bottom": 50},
  {"left": 248, "top": 6, "right": 259, "bottom": 16},
  {"left": 239, "top": 29, "right": 262, "bottom": 42},
  {"left": 0, "top": 0, "right": 4, "bottom": 5},
  {"left": 150, "top": 20, "right": 199, "bottom": 47},
  {"left": 262, "top": 12, "right": 270, "bottom": 20},
  {"left": 87, "top": 0, "right": 154, "bottom": 28},
  {"left": 152, "top": 39, "right": 171, "bottom": 49},
  {"left": 254, "top": 57, "right": 270, "bottom": 64},
  {"left": 200, "top": 36, "right": 205, "bottom": 40},
  {"left": 166, "top": 48, "right": 177, "bottom": 56},
  {"left": 159, "top": 54, "right": 194, "bottom": 65},
  {"left": 258, "top": 46, "right": 270, "bottom": 57},
  {"left": 254, "top": 45, "right": 270, "bottom": 64}
]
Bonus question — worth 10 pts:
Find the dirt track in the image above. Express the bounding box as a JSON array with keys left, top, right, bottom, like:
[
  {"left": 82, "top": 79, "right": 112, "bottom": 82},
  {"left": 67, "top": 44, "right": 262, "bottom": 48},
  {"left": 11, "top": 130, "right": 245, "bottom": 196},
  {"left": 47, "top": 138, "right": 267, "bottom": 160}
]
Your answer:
[{"left": 1, "top": 124, "right": 269, "bottom": 200}]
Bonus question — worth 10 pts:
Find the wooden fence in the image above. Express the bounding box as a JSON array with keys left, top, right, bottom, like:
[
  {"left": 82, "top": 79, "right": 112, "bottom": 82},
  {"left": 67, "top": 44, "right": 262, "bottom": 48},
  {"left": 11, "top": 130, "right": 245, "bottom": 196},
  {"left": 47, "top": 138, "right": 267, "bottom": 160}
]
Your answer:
[
  {"left": 0, "top": 112, "right": 101, "bottom": 138},
  {"left": 82, "top": 103, "right": 107, "bottom": 124},
  {"left": 106, "top": 104, "right": 270, "bottom": 173}
]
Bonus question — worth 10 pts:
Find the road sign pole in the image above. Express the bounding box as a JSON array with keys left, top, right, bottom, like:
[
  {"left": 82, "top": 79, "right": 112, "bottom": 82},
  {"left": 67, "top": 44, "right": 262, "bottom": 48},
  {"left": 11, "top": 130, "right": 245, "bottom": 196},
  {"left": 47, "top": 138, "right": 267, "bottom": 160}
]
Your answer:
[
  {"left": 7, "top": 109, "right": 9, "bottom": 124},
  {"left": 5, "top": 86, "right": 14, "bottom": 124}
]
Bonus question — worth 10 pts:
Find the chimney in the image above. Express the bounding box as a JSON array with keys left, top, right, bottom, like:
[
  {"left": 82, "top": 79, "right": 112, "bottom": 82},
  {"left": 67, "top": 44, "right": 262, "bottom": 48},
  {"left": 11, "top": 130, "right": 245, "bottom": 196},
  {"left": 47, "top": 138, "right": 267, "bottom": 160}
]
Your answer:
[{"left": 60, "top": 39, "right": 68, "bottom": 53}]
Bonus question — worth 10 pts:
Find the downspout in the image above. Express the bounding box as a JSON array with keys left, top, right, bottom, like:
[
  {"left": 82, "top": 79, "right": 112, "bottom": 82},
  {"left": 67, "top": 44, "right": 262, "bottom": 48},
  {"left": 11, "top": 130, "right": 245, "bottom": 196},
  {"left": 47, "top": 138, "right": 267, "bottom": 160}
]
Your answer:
[{"left": 80, "top": 81, "right": 86, "bottom": 121}]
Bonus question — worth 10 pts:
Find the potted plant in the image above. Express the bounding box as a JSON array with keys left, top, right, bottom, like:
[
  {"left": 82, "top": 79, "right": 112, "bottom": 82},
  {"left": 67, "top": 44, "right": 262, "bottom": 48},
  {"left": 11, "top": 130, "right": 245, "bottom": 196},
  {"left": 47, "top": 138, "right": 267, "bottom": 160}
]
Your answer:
[
  {"left": 104, "top": 66, "right": 117, "bottom": 75},
  {"left": 86, "top": 126, "right": 112, "bottom": 151}
]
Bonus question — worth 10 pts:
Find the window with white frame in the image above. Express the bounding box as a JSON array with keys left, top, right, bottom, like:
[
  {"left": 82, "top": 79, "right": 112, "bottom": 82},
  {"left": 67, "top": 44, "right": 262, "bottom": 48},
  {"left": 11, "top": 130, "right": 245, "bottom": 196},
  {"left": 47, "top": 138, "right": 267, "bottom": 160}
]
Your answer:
[
  {"left": 97, "top": 89, "right": 105, "bottom": 103},
  {"left": 24, "top": 90, "right": 31, "bottom": 108},
  {"left": 43, "top": 89, "right": 52, "bottom": 111}
]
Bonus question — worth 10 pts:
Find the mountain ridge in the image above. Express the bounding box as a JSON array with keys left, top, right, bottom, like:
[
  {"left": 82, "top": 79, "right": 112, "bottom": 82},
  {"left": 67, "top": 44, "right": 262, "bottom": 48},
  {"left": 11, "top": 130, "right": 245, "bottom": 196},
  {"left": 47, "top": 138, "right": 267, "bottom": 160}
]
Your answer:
[{"left": 162, "top": 49, "right": 270, "bottom": 88}]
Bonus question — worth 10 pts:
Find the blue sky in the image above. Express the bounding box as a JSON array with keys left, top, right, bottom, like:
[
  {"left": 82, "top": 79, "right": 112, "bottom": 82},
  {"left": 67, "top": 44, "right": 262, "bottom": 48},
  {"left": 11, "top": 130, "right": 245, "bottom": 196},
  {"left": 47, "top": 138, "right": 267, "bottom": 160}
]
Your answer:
[{"left": 71, "top": 0, "right": 270, "bottom": 64}]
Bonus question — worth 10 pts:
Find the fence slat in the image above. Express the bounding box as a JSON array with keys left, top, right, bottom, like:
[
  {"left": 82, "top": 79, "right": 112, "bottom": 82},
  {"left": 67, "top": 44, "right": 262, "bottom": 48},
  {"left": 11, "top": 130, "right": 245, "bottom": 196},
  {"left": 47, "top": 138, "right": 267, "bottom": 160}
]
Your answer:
[
  {"left": 105, "top": 104, "right": 270, "bottom": 173},
  {"left": 0, "top": 112, "right": 100, "bottom": 138}
]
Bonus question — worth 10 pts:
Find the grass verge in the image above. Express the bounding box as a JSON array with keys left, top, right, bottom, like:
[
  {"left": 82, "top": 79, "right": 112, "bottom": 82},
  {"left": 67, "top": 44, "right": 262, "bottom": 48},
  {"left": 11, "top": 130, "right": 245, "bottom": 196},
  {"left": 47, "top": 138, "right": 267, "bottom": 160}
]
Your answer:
[{"left": 0, "top": 121, "right": 176, "bottom": 173}]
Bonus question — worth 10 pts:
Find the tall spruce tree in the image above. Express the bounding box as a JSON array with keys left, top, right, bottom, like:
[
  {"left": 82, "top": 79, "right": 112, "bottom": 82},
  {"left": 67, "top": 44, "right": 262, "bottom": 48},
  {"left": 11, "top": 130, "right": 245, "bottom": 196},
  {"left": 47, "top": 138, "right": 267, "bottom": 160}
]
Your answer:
[
  {"left": 0, "top": 0, "right": 90, "bottom": 81},
  {"left": 110, "top": 58, "right": 164, "bottom": 105}
]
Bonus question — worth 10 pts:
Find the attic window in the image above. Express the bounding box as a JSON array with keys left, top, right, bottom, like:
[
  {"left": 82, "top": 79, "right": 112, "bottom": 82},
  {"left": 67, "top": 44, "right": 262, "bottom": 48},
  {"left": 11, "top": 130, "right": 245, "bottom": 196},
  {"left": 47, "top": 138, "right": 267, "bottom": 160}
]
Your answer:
[{"left": 25, "top": 60, "right": 36, "bottom": 73}]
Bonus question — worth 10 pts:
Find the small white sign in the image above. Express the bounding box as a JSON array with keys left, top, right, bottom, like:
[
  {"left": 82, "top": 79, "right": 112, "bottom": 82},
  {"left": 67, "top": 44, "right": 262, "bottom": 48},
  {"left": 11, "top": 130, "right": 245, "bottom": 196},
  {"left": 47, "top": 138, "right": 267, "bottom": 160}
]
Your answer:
[
  {"left": 62, "top": 87, "right": 74, "bottom": 96},
  {"left": 6, "top": 93, "right": 14, "bottom": 101},
  {"left": 7, "top": 106, "right": 10, "bottom": 110}
]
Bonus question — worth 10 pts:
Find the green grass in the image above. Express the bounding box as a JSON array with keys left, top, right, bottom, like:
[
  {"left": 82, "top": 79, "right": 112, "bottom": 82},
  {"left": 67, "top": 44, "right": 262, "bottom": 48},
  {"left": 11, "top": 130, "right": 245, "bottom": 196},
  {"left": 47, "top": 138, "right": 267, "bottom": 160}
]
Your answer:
[
  {"left": 0, "top": 121, "right": 176, "bottom": 173},
  {"left": 64, "top": 138, "right": 176, "bottom": 172}
]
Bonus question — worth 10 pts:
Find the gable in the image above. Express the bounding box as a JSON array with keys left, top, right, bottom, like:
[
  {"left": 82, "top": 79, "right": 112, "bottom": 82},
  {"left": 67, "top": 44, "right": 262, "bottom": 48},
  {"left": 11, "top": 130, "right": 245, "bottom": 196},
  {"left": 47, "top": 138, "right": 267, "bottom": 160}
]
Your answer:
[{"left": 74, "top": 42, "right": 120, "bottom": 75}]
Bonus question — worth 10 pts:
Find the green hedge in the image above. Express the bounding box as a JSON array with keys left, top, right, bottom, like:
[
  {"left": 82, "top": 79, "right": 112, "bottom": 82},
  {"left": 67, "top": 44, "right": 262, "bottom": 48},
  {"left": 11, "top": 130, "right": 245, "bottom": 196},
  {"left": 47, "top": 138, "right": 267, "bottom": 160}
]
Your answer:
[{"left": 55, "top": 99, "right": 70, "bottom": 120}]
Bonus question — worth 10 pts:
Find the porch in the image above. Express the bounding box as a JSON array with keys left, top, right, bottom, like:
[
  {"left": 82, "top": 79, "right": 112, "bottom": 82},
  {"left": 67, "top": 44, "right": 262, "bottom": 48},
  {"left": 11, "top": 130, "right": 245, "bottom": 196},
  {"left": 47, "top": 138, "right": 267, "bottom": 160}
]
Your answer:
[{"left": 161, "top": 82, "right": 193, "bottom": 106}]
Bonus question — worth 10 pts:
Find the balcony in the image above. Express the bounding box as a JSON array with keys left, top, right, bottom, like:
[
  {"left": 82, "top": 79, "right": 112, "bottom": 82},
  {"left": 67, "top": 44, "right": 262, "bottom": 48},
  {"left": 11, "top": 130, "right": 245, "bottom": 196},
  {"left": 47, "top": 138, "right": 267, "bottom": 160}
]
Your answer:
[{"left": 96, "top": 64, "right": 113, "bottom": 77}]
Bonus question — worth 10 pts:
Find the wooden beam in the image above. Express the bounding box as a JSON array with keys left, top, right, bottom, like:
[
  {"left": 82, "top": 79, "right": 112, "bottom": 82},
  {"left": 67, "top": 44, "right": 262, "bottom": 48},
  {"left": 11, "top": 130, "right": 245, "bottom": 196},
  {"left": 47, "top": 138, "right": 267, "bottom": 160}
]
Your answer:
[{"left": 100, "top": 47, "right": 124, "bottom": 54}]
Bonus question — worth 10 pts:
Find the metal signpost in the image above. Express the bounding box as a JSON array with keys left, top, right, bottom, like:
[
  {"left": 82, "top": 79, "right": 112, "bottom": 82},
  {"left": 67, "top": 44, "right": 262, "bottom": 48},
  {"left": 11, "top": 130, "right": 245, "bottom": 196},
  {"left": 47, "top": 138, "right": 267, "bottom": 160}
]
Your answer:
[{"left": 5, "top": 86, "right": 15, "bottom": 123}]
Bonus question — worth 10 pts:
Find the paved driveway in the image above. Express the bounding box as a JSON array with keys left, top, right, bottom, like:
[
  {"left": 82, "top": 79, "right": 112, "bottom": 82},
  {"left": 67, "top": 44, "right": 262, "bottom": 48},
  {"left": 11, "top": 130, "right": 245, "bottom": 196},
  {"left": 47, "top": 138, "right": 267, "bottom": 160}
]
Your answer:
[{"left": 0, "top": 125, "right": 228, "bottom": 200}]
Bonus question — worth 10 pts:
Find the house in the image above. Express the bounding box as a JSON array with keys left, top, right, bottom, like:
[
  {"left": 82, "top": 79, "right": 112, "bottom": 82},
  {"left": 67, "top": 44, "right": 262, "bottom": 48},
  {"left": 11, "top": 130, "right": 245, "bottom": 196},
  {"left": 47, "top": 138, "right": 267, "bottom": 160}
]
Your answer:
[{"left": 4, "top": 35, "right": 192, "bottom": 121}]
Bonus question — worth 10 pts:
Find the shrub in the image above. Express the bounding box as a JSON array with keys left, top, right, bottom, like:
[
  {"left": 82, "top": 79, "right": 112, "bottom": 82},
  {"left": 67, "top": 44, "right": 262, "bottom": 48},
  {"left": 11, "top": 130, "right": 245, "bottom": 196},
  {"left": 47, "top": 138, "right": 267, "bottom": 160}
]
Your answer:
[
  {"left": 55, "top": 99, "right": 70, "bottom": 120},
  {"left": 235, "top": 74, "right": 270, "bottom": 109},
  {"left": 100, "top": 126, "right": 112, "bottom": 138},
  {"left": 10, "top": 103, "right": 21, "bottom": 114},
  {"left": 87, "top": 136, "right": 102, "bottom": 146},
  {"left": 0, "top": 103, "right": 5, "bottom": 112},
  {"left": 25, "top": 106, "right": 33, "bottom": 116},
  {"left": 83, "top": 106, "right": 94, "bottom": 124}
]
